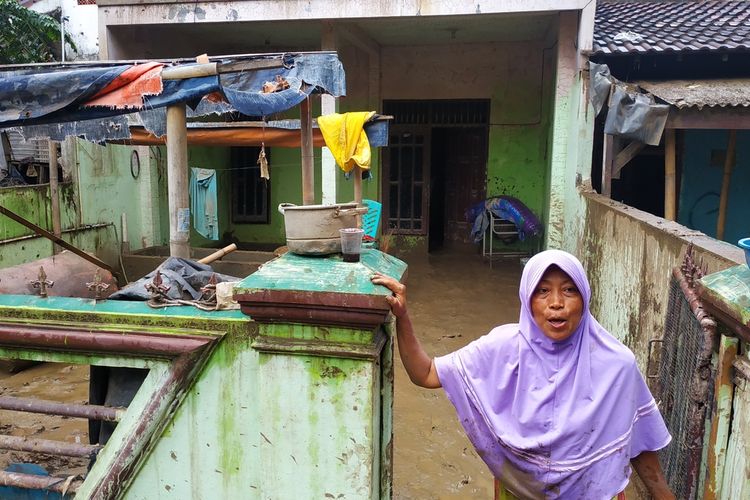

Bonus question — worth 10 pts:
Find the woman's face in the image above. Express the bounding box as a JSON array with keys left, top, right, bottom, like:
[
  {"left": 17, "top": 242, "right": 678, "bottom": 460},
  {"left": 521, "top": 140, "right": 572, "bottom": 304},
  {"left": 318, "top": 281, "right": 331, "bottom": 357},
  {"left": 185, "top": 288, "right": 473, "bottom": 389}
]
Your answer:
[{"left": 530, "top": 265, "right": 584, "bottom": 342}]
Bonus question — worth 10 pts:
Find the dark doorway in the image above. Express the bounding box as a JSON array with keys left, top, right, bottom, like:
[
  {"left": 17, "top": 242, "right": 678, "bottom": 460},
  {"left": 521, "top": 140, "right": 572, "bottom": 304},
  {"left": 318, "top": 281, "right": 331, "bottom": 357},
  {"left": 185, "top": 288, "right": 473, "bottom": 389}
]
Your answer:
[
  {"left": 383, "top": 100, "right": 490, "bottom": 253},
  {"left": 430, "top": 128, "right": 488, "bottom": 251}
]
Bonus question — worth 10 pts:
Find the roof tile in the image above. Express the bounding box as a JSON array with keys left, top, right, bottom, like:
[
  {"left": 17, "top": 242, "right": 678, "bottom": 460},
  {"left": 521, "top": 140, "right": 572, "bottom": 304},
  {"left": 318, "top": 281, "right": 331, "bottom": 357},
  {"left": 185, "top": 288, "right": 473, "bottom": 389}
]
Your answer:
[{"left": 594, "top": 1, "right": 750, "bottom": 54}]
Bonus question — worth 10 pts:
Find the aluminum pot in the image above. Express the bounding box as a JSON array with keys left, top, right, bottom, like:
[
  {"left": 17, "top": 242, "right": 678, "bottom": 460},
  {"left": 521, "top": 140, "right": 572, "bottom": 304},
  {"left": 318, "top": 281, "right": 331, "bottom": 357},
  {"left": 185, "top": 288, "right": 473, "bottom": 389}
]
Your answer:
[{"left": 278, "top": 203, "right": 369, "bottom": 255}]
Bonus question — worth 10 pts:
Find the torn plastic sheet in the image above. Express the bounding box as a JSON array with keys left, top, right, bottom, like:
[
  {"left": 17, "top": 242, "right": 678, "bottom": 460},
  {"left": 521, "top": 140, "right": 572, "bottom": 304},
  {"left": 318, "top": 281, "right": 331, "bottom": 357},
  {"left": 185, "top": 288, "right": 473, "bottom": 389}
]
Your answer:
[
  {"left": 9, "top": 115, "right": 131, "bottom": 142},
  {"left": 589, "top": 62, "right": 613, "bottom": 116},
  {"left": 603, "top": 85, "right": 669, "bottom": 146}
]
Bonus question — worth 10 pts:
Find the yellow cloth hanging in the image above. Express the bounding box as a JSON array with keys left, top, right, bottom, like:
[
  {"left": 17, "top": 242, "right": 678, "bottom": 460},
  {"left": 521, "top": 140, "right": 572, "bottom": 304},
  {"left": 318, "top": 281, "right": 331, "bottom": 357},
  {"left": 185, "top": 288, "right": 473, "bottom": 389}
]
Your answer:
[{"left": 317, "top": 111, "right": 376, "bottom": 173}]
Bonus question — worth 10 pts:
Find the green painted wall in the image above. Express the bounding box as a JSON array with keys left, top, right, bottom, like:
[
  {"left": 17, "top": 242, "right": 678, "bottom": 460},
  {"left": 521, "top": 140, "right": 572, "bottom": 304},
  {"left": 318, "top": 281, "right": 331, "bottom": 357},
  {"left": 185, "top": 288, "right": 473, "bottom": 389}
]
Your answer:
[{"left": 0, "top": 138, "right": 137, "bottom": 269}]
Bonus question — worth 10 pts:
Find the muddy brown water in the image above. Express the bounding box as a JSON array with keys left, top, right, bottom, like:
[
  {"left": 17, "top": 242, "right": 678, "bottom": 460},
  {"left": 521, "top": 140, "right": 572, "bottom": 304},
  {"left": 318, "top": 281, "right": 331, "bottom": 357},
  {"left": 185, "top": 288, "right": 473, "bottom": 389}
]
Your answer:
[{"left": 392, "top": 251, "right": 522, "bottom": 499}]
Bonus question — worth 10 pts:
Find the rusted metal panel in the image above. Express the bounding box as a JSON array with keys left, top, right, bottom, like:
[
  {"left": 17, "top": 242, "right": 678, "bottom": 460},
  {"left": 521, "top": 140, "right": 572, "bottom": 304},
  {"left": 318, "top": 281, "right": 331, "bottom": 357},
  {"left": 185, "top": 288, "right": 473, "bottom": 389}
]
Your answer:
[
  {"left": 0, "top": 323, "right": 212, "bottom": 356},
  {"left": 0, "top": 395, "right": 125, "bottom": 422}
]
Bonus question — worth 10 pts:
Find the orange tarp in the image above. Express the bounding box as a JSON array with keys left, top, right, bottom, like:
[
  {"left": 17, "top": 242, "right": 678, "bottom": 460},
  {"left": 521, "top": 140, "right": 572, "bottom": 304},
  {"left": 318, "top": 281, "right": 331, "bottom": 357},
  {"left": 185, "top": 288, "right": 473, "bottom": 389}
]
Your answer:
[
  {"left": 84, "top": 62, "right": 164, "bottom": 109},
  {"left": 123, "top": 126, "right": 327, "bottom": 148}
]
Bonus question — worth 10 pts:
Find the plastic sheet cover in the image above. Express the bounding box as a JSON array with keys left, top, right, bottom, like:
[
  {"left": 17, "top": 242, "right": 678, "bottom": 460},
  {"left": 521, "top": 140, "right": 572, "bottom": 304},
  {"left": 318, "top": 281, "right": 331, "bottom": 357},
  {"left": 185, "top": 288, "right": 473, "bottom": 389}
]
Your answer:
[{"left": 590, "top": 62, "right": 670, "bottom": 146}]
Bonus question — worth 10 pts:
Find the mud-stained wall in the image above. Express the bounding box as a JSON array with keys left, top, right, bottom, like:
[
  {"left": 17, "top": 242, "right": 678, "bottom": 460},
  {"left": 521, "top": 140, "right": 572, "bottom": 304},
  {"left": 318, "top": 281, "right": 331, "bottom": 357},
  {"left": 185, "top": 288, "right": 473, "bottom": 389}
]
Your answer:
[
  {"left": 381, "top": 41, "right": 553, "bottom": 221},
  {"left": 570, "top": 189, "right": 744, "bottom": 371}
]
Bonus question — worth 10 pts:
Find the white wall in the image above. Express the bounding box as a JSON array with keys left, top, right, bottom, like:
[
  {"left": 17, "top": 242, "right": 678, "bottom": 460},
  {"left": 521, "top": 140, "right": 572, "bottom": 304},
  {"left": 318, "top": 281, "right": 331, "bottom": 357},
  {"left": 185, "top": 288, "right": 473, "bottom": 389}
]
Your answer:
[{"left": 29, "top": 0, "right": 99, "bottom": 60}]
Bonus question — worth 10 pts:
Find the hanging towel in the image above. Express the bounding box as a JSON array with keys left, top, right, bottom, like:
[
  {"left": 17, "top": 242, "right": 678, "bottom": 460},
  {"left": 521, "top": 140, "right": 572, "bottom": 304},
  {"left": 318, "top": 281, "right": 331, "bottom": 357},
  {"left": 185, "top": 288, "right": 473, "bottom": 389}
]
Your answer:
[
  {"left": 317, "top": 111, "right": 376, "bottom": 173},
  {"left": 189, "top": 168, "right": 219, "bottom": 240}
]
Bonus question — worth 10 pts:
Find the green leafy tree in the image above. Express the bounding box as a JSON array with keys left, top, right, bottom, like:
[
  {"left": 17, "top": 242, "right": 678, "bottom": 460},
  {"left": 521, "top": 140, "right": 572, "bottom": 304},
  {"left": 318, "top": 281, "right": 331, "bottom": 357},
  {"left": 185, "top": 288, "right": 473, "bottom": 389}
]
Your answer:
[{"left": 0, "top": 0, "right": 77, "bottom": 64}]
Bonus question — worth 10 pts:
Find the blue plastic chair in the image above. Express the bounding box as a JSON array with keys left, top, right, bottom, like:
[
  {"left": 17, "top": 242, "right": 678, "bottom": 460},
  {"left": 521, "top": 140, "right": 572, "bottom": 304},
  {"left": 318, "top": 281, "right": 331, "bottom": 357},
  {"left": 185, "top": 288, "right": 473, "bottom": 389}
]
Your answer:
[{"left": 362, "top": 199, "right": 382, "bottom": 239}]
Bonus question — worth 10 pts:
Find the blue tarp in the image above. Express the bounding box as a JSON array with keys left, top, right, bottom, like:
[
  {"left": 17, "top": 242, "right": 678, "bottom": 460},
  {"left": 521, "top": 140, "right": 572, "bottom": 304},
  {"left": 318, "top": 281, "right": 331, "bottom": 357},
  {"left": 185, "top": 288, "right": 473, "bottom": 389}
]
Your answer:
[{"left": 0, "top": 53, "right": 346, "bottom": 141}]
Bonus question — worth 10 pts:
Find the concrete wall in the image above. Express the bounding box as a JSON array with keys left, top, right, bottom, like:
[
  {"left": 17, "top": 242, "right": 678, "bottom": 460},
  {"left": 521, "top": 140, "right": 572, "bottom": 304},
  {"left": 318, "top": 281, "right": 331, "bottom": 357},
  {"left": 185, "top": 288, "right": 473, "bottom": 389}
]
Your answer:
[
  {"left": 678, "top": 129, "right": 750, "bottom": 246},
  {"left": 0, "top": 139, "right": 154, "bottom": 271},
  {"left": 570, "top": 188, "right": 744, "bottom": 372},
  {"left": 30, "top": 0, "right": 99, "bottom": 61},
  {"left": 379, "top": 40, "right": 554, "bottom": 250}
]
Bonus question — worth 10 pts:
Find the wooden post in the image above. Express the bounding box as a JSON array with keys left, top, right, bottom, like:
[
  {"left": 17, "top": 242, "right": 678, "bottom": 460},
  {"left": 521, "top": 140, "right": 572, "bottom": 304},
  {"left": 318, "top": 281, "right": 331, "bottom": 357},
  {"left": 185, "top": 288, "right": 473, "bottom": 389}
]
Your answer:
[
  {"left": 300, "top": 97, "right": 315, "bottom": 205},
  {"left": 353, "top": 166, "right": 363, "bottom": 206},
  {"left": 166, "top": 103, "right": 190, "bottom": 258},
  {"left": 703, "top": 335, "right": 738, "bottom": 500},
  {"left": 716, "top": 130, "right": 737, "bottom": 240},
  {"left": 47, "top": 141, "right": 61, "bottom": 254},
  {"left": 664, "top": 129, "right": 677, "bottom": 221},
  {"left": 601, "top": 134, "right": 614, "bottom": 197}
]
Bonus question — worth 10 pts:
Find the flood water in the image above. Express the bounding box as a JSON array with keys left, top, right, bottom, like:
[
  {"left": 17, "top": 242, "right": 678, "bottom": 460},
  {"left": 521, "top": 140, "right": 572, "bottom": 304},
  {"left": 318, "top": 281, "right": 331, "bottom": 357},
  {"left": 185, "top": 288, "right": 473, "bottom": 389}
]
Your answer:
[{"left": 392, "top": 250, "right": 522, "bottom": 499}]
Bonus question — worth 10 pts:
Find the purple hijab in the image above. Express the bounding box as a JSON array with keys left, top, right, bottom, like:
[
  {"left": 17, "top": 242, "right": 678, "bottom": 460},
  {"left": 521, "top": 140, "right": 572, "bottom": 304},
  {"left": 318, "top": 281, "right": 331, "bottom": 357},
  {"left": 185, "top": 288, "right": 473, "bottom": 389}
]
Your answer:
[{"left": 434, "top": 250, "right": 670, "bottom": 499}]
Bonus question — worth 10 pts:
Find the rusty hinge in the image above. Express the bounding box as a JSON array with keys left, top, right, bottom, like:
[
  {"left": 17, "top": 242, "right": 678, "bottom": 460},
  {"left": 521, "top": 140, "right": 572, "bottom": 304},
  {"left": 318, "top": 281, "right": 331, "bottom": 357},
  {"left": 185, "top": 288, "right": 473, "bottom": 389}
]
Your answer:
[
  {"left": 646, "top": 339, "right": 664, "bottom": 380},
  {"left": 732, "top": 356, "right": 750, "bottom": 391}
]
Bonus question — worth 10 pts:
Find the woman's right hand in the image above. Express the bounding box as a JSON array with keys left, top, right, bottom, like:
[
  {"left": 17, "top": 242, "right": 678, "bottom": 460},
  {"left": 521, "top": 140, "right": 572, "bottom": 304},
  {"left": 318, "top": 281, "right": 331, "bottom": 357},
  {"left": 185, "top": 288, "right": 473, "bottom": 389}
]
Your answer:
[{"left": 370, "top": 272, "right": 408, "bottom": 319}]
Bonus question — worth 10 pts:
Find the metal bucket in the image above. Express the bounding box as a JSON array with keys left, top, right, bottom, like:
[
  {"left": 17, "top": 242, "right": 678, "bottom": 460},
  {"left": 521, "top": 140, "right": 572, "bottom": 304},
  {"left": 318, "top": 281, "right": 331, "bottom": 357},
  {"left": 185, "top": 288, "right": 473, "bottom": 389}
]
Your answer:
[{"left": 278, "top": 203, "right": 368, "bottom": 255}]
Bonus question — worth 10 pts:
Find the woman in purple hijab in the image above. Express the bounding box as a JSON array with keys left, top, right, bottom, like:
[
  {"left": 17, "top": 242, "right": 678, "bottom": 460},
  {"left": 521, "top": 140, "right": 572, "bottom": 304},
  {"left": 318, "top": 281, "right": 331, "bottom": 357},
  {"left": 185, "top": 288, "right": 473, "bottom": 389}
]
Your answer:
[{"left": 372, "top": 249, "right": 674, "bottom": 499}]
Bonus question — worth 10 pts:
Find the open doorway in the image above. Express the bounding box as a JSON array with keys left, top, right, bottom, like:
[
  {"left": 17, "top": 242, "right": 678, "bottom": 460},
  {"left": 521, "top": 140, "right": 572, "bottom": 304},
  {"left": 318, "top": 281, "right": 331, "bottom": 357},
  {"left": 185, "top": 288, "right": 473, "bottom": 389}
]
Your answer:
[{"left": 383, "top": 100, "right": 489, "bottom": 253}]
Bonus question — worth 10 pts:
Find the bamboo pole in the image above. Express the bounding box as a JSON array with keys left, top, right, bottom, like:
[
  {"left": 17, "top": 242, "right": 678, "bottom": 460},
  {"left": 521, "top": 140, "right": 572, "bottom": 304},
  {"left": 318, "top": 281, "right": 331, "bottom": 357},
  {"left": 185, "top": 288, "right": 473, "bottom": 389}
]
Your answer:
[
  {"left": 166, "top": 103, "right": 190, "bottom": 258},
  {"left": 716, "top": 130, "right": 737, "bottom": 240},
  {"left": 353, "top": 166, "right": 363, "bottom": 228},
  {"left": 47, "top": 141, "right": 61, "bottom": 254},
  {"left": 664, "top": 129, "right": 677, "bottom": 221},
  {"left": 197, "top": 243, "right": 237, "bottom": 265},
  {"left": 300, "top": 97, "right": 314, "bottom": 205}
]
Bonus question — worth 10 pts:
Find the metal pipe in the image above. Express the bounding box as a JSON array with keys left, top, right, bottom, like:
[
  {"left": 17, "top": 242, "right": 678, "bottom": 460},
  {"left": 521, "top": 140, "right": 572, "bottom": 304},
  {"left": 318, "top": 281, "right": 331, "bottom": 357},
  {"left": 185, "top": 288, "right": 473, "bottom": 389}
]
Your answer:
[
  {"left": 0, "top": 434, "right": 102, "bottom": 458},
  {"left": 0, "top": 395, "right": 124, "bottom": 422},
  {"left": 0, "top": 323, "right": 212, "bottom": 356},
  {"left": 0, "top": 470, "right": 82, "bottom": 494}
]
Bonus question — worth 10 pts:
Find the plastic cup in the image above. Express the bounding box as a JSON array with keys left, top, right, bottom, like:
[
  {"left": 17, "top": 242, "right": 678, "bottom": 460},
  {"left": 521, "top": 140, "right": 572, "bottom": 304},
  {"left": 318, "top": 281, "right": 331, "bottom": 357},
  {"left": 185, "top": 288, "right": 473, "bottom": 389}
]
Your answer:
[{"left": 340, "top": 228, "right": 364, "bottom": 262}]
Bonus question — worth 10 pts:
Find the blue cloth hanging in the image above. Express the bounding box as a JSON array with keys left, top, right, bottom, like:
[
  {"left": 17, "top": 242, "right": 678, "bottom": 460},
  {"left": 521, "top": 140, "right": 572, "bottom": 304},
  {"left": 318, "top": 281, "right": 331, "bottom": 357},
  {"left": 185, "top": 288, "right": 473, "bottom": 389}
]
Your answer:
[{"left": 189, "top": 168, "right": 218, "bottom": 240}]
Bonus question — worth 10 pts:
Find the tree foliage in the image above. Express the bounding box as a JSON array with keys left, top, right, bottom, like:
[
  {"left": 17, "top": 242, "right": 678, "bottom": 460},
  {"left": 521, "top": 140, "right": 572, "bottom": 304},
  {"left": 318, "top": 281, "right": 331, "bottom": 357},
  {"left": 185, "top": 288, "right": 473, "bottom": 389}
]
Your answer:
[{"left": 0, "top": 0, "right": 77, "bottom": 64}]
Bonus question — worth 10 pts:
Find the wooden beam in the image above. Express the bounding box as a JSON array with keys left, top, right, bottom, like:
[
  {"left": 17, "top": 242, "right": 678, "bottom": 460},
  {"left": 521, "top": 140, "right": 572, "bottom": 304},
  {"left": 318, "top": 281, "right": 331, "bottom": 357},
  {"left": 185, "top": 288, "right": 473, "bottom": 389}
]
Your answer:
[
  {"left": 0, "top": 205, "right": 119, "bottom": 280},
  {"left": 716, "top": 130, "right": 737, "bottom": 240},
  {"left": 601, "top": 134, "right": 615, "bottom": 197},
  {"left": 300, "top": 97, "right": 315, "bottom": 205},
  {"left": 612, "top": 140, "right": 646, "bottom": 179},
  {"left": 336, "top": 22, "right": 380, "bottom": 57},
  {"left": 47, "top": 141, "right": 61, "bottom": 255},
  {"left": 667, "top": 108, "right": 750, "bottom": 130},
  {"left": 166, "top": 103, "right": 190, "bottom": 258},
  {"left": 664, "top": 129, "right": 677, "bottom": 221}
]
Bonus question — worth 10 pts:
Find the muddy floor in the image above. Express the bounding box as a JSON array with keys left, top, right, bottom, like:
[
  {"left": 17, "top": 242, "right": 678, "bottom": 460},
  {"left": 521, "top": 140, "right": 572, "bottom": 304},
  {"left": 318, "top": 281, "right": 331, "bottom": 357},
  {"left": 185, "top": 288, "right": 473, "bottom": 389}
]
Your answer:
[
  {"left": 0, "top": 362, "right": 91, "bottom": 477},
  {"left": 391, "top": 250, "right": 522, "bottom": 499}
]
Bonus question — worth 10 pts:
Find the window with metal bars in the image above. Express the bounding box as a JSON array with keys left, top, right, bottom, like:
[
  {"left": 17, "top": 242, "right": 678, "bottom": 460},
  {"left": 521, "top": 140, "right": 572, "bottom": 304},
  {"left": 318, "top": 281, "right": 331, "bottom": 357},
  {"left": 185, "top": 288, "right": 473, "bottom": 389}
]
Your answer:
[
  {"left": 383, "top": 100, "right": 489, "bottom": 126},
  {"left": 387, "top": 132, "right": 425, "bottom": 233},
  {"left": 231, "top": 147, "right": 269, "bottom": 223},
  {"left": 382, "top": 99, "right": 490, "bottom": 235}
]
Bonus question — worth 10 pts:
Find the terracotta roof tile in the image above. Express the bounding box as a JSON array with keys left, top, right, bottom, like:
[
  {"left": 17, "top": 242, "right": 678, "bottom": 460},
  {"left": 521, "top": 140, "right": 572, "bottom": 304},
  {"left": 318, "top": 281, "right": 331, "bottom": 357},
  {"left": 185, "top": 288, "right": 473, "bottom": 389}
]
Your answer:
[{"left": 594, "top": 1, "right": 750, "bottom": 55}]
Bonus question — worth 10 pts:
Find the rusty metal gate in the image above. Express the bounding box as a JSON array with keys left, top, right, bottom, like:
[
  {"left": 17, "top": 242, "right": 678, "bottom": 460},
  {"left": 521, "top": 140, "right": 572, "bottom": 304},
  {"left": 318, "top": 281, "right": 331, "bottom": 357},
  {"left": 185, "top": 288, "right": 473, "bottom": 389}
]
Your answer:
[{"left": 655, "top": 247, "right": 717, "bottom": 500}]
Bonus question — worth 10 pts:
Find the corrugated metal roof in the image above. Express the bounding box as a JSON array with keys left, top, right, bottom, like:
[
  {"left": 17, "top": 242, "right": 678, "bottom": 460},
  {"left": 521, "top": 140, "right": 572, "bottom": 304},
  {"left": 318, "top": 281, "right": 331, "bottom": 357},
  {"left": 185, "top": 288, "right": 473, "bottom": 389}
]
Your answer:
[
  {"left": 636, "top": 79, "right": 750, "bottom": 109},
  {"left": 594, "top": 1, "right": 750, "bottom": 55}
]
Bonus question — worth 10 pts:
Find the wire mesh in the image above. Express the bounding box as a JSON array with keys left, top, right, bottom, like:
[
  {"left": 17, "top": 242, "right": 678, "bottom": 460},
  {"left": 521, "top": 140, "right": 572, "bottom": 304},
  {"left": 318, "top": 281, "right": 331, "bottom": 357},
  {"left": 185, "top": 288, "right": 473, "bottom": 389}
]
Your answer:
[{"left": 658, "top": 275, "right": 714, "bottom": 500}]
